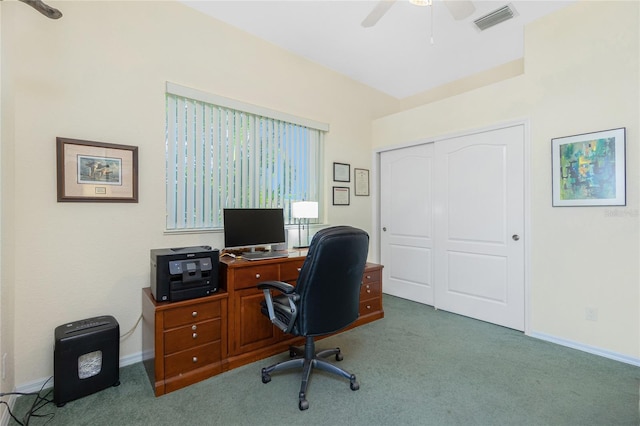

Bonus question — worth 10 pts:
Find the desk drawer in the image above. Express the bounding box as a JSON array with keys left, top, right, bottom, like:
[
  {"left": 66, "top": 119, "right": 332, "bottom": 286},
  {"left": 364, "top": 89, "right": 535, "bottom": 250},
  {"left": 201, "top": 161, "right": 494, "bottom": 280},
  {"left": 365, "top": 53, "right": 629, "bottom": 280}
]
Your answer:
[
  {"left": 359, "top": 297, "right": 382, "bottom": 316},
  {"left": 234, "top": 264, "right": 279, "bottom": 289},
  {"left": 164, "top": 318, "right": 221, "bottom": 354},
  {"left": 360, "top": 280, "right": 381, "bottom": 300},
  {"left": 163, "top": 300, "right": 221, "bottom": 329},
  {"left": 164, "top": 341, "right": 221, "bottom": 378},
  {"left": 280, "top": 260, "right": 305, "bottom": 282},
  {"left": 362, "top": 268, "right": 381, "bottom": 284}
]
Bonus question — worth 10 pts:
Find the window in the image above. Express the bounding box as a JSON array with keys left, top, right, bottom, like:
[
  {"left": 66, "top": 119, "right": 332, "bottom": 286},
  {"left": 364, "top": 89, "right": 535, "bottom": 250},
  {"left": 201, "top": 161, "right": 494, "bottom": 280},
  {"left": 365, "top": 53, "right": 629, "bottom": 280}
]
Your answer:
[{"left": 165, "top": 83, "right": 327, "bottom": 231}]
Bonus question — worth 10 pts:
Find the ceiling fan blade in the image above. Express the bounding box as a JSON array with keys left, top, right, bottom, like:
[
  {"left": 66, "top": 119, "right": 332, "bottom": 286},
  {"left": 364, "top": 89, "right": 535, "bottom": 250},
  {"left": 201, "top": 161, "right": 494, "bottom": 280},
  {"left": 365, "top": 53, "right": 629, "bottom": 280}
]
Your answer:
[
  {"left": 18, "top": 0, "right": 63, "bottom": 19},
  {"left": 443, "top": 0, "right": 475, "bottom": 20},
  {"left": 361, "top": 0, "right": 397, "bottom": 28}
]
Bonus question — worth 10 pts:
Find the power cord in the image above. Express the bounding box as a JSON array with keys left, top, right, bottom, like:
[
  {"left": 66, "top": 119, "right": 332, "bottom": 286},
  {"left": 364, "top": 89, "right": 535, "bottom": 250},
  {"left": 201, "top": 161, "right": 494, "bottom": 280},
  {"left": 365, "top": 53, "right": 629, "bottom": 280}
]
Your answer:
[
  {"left": 0, "top": 376, "right": 54, "bottom": 425},
  {"left": 119, "top": 313, "right": 142, "bottom": 340},
  {"left": 0, "top": 313, "right": 142, "bottom": 425}
]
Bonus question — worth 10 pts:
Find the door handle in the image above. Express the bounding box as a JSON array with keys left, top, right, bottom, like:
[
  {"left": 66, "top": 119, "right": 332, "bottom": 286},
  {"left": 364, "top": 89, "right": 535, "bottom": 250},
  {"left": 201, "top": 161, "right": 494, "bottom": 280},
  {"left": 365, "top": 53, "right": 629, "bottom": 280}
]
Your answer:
[{"left": 512, "top": 234, "right": 520, "bottom": 241}]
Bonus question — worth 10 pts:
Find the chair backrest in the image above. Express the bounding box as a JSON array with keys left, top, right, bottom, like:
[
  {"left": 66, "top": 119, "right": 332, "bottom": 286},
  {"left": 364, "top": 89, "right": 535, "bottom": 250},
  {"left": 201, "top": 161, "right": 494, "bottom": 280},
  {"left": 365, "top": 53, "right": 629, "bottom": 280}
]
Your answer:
[{"left": 294, "top": 226, "right": 369, "bottom": 336}]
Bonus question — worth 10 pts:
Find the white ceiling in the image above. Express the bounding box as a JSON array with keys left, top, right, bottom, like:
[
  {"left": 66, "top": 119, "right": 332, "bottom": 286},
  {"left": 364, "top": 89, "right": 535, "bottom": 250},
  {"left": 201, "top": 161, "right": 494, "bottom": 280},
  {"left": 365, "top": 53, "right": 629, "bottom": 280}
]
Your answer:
[{"left": 182, "top": 0, "right": 574, "bottom": 99}]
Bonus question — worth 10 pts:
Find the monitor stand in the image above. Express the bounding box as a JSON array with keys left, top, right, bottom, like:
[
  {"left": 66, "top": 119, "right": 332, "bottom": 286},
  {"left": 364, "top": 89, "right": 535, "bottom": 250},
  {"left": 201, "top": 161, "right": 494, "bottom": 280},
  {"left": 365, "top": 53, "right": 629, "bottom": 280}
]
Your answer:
[{"left": 241, "top": 248, "right": 288, "bottom": 261}]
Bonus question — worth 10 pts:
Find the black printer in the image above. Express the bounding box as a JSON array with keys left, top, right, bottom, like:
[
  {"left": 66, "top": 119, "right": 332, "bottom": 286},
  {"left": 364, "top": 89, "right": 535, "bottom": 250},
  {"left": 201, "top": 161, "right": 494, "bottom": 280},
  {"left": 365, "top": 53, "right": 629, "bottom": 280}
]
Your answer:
[{"left": 150, "top": 246, "right": 219, "bottom": 302}]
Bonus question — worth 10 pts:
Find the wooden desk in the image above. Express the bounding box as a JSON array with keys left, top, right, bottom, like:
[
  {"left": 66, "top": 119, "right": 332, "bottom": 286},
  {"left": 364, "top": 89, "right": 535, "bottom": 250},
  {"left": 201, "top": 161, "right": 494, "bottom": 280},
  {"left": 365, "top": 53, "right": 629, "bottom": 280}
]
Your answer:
[
  {"left": 142, "top": 288, "right": 228, "bottom": 396},
  {"left": 143, "top": 251, "right": 383, "bottom": 396}
]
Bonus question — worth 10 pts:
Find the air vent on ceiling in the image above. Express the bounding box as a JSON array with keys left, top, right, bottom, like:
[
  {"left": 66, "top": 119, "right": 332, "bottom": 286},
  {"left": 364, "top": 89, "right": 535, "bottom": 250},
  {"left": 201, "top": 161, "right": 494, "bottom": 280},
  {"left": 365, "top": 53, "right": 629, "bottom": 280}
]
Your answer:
[{"left": 474, "top": 4, "right": 517, "bottom": 31}]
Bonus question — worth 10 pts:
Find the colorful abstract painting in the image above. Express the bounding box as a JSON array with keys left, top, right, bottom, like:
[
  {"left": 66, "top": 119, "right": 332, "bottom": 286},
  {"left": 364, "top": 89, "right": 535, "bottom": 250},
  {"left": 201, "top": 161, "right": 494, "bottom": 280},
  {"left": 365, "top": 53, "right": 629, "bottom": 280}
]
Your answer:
[
  {"left": 552, "top": 128, "right": 626, "bottom": 206},
  {"left": 558, "top": 137, "right": 616, "bottom": 200}
]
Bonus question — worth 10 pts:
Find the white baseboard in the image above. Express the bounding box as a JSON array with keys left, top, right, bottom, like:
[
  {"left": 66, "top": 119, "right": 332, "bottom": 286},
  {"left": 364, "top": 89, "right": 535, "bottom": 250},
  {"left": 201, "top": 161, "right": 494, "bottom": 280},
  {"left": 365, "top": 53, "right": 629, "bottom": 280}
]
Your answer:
[
  {"left": 14, "top": 350, "right": 146, "bottom": 394},
  {"left": 0, "top": 394, "right": 18, "bottom": 426},
  {"left": 529, "top": 331, "right": 640, "bottom": 367}
]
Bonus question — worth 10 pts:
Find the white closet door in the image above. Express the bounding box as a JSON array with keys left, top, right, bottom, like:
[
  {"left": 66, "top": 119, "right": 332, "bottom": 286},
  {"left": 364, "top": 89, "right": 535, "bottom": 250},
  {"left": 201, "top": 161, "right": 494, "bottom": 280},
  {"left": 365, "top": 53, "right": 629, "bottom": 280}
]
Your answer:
[
  {"left": 380, "top": 143, "right": 434, "bottom": 305},
  {"left": 434, "top": 124, "right": 525, "bottom": 330},
  {"left": 378, "top": 124, "right": 526, "bottom": 330}
]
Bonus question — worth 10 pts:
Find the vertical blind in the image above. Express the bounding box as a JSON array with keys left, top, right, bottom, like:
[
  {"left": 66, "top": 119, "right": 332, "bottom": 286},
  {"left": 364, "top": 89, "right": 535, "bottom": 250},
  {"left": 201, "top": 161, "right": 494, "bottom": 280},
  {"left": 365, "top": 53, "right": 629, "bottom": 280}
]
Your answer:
[{"left": 165, "top": 87, "right": 324, "bottom": 230}]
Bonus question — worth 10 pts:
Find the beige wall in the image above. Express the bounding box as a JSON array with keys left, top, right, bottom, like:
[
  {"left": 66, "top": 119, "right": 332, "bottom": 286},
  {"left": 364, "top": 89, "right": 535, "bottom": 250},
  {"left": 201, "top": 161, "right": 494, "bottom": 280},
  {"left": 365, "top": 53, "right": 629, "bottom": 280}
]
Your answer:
[
  {"left": 1, "top": 3, "right": 17, "bottom": 396},
  {"left": 1, "top": 1, "right": 398, "bottom": 388},
  {"left": 2, "top": 0, "right": 638, "bottom": 392},
  {"left": 372, "top": 1, "right": 639, "bottom": 359}
]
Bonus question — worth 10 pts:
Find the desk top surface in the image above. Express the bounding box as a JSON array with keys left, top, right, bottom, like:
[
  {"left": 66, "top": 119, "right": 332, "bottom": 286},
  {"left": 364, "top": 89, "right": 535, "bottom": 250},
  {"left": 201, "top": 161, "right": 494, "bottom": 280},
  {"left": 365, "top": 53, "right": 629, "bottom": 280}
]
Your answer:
[
  {"left": 219, "top": 249, "right": 308, "bottom": 268},
  {"left": 219, "top": 250, "right": 381, "bottom": 271}
]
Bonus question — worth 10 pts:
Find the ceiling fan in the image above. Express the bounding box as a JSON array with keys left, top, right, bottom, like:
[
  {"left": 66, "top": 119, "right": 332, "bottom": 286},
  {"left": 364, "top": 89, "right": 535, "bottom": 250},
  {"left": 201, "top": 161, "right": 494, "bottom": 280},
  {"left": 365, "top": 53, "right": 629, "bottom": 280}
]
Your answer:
[
  {"left": 361, "top": 0, "right": 475, "bottom": 28},
  {"left": 2, "top": 0, "right": 63, "bottom": 19}
]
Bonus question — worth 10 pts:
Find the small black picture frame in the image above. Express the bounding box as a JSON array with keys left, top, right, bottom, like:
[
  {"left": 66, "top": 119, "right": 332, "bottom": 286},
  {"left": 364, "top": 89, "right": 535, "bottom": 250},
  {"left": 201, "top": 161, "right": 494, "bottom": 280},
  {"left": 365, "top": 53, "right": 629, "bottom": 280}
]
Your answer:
[
  {"left": 332, "top": 186, "right": 350, "bottom": 205},
  {"left": 333, "top": 162, "right": 350, "bottom": 182}
]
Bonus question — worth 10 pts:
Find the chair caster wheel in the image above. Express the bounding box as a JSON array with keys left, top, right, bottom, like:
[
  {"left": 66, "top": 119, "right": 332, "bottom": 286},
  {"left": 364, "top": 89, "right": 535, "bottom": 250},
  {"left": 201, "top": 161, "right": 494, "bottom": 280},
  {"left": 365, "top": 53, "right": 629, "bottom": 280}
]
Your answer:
[
  {"left": 335, "top": 352, "right": 343, "bottom": 361},
  {"left": 261, "top": 368, "right": 271, "bottom": 384},
  {"left": 350, "top": 380, "right": 360, "bottom": 391},
  {"left": 289, "top": 349, "right": 297, "bottom": 358},
  {"left": 299, "top": 399, "right": 309, "bottom": 410}
]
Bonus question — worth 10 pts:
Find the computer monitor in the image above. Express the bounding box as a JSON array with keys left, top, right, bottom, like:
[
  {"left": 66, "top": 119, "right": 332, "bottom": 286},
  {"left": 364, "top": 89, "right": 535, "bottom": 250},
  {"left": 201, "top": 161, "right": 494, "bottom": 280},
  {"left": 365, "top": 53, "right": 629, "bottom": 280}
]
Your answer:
[{"left": 223, "top": 208, "right": 286, "bottom": 252}]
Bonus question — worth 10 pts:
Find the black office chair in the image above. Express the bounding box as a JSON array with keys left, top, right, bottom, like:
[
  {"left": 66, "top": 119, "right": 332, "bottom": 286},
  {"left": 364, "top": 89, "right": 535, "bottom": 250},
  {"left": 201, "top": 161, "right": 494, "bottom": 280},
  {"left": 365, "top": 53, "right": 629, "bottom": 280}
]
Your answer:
[{"left": 257, "top": 226, "right": 369, "bottom": 410}]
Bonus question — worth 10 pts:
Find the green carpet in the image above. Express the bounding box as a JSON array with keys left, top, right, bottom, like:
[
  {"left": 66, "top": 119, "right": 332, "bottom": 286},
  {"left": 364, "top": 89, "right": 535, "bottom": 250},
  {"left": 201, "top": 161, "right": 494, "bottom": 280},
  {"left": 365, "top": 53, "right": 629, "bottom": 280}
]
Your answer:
[{"left": 10, "top": 295, "right": 640, "bottom": 425}]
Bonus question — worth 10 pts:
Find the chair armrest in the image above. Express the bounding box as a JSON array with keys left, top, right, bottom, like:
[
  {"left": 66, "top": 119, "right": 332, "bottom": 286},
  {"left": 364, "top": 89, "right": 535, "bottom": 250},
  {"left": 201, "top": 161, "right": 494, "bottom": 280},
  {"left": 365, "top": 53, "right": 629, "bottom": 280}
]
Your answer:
[
  {"left": 257, "top": 280, "right": 295, "bottom": 294},
  {"left": 257, "top": 280, "right": 299, "bottom": 334}
]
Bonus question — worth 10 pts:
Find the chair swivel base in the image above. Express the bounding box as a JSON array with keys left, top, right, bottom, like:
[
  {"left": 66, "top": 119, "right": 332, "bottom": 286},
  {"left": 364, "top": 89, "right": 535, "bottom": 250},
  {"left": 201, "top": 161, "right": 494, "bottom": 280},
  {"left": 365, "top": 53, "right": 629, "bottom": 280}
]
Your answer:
[{"left": 261, "top": 336, "right": 359, "bottom": 410}]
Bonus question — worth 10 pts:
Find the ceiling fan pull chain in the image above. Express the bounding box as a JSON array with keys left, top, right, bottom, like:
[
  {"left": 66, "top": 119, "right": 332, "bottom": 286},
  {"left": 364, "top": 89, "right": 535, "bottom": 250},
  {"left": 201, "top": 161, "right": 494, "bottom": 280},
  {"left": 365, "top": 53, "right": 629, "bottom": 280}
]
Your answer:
[{"left": 430, "top": 2, "right": 435, "bottom": 45}]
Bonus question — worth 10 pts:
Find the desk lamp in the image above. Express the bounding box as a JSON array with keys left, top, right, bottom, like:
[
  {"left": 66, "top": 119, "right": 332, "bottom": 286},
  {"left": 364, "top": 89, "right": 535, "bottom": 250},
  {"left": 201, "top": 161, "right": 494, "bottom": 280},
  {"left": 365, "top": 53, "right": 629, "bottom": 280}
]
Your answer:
[{"left": 292, "top": 201, "right": 318, "bottom": 248}]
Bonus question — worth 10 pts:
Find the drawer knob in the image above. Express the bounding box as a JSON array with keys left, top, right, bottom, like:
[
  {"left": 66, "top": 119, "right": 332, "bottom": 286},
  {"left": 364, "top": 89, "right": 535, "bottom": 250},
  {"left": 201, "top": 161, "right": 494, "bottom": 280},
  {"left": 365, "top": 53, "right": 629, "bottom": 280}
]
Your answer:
[
  {"left": 366, "top": 275, "right": 371, "bottom": 279},
  {"left": 192, "top": 333, "right": 198, "bottom": 339},
  {"left": 192, "top": 325, "right": 197, "bottom": 331},
  {"left": 255, "top": 273, "right": 261, "bottom": 279},
  {"left": 297, "top": 268, "right": 301, "bottom": 272},
  {"left": 366, "top": 305, "right": 371, "bottom": 310},
  {"left": 192, "top": 311, "right": 198, "bottom": 318},
  {"left": 192, "top": 357, "right": 198, "bottom": 363},
  {"left": 367, "top": 289, "right": 371, "bottom": 294},
  {"left": 366, "top": 284, "right": 370, "bottom": 289}
]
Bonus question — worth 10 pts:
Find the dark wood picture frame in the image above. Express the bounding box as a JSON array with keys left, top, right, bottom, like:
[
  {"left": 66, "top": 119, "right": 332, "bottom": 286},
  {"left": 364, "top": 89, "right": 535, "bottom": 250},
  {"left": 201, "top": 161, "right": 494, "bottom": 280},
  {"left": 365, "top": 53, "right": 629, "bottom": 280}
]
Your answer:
[
  {"left": 332, "top": 186, "right": 350, "bottom": 205},
  {"left": 56, "top": 137, "right": 138, "bottom": 203},
  {"left": 333, "top": 162, "right": 350, "bottom": 182}
]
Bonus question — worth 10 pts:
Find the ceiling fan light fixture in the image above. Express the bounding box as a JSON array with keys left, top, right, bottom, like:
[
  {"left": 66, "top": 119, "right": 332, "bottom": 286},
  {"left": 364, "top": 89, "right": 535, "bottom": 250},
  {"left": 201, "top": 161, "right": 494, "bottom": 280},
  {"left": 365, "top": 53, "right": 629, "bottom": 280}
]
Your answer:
[{"left": 409, "top": 0, "right": 432, "bottom": 7}]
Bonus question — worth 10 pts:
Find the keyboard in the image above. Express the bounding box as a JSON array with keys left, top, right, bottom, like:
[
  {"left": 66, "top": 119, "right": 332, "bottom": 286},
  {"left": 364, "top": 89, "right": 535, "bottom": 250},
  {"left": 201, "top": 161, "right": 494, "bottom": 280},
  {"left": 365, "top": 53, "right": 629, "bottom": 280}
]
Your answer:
[{"left": 242, "top": 251, "right": 288, "bottom": 261}]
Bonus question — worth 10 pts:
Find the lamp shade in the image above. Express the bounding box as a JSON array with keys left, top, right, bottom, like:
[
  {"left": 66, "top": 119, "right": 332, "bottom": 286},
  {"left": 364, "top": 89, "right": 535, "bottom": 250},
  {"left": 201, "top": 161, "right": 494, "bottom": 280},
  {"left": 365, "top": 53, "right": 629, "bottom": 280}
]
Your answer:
[{"left": 292, "top": 201, "right": 318, "bottom": 219}]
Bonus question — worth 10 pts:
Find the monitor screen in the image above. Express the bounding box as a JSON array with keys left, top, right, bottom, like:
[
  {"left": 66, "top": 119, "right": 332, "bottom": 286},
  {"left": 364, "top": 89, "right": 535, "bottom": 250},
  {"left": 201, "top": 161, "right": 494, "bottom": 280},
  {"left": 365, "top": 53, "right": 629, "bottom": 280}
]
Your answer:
[{"left": 223, "top": 208, "right": 286, "bottom": 250}]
